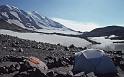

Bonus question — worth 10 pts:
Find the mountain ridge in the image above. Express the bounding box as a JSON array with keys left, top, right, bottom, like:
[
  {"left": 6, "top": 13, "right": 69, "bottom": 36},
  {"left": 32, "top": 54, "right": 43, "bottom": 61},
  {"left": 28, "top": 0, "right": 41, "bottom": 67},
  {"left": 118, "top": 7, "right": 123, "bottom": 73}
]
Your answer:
[
  {"left": 82, "top": 25, "right": 124, "bottom": 37},
  {"left": 0, "top": 5, "right": 71, "bottom": 32}
]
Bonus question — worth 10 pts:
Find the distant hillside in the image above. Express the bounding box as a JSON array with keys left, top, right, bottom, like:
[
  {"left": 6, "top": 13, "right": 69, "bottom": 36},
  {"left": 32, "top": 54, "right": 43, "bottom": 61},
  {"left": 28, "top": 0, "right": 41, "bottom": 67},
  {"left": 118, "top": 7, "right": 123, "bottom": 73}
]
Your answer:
[{"left": 82, "top": 26, "right": 124, "bottom": 37}]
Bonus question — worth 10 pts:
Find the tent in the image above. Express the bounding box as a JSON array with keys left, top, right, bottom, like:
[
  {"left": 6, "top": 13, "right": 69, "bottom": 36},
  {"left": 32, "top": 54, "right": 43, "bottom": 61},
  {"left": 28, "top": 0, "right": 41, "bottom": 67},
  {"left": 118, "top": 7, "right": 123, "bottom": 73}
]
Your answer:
[
  {"left": 26, "top": 56, "right": 48, "bottom": 74},
  {"left": 72, "top": 49, "right": 117, "bottom": 75}
]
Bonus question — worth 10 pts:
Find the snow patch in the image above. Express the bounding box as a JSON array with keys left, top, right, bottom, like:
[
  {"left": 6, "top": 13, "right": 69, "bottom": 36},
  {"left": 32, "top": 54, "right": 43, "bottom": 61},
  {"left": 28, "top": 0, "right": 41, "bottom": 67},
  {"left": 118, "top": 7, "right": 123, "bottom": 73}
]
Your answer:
[
  {"left": 1, "top": 12, "right": 9, "bottom": 18},
  {"left": 7, "top": 19, "right": 26, "bottom": 28},
  {"left": 10, "top": 11, "right": 21, "bottom": 21},
  {"left": 108, "top": 35, "right": 118, "bottom": 39},
  {"left": 88, "top": 37, "right": 124, "bottom": 51}
]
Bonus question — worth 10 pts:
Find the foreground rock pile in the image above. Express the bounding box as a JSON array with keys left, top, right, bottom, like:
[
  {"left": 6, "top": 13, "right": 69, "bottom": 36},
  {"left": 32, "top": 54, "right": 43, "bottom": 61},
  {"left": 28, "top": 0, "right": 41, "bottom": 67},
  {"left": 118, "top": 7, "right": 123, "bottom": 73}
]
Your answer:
[
  {"left": 0, "top": 34, "right": 84, "bottom": 77},
  {"left": 0, "top": 55, "right": 98, "bottom": 77},
  {"left": 0, "top": 55, "right": 73, "bottom": 77},
  {"left": 0, "top": 55, "right": 120, "bottom": 77}
]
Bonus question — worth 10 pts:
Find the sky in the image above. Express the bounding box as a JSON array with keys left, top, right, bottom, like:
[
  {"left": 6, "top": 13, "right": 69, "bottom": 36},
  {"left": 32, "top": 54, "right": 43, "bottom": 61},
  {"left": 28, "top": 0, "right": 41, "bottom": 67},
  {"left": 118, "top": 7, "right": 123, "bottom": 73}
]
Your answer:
[{"left": 0, "top": 0, "right": 124, "bottom": 31}]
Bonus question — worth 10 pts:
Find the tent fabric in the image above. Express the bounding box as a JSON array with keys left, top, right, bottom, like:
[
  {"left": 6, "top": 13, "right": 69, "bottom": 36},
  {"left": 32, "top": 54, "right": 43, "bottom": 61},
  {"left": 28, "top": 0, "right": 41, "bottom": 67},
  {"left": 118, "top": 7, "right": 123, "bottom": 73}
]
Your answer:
[
  {"left": 73, "top": 49, "right": 117, "bottom": 74},
  {"left": 26, "top": 56, "right": 48, "bottom": 74},
  {"left": 82, "top": 49, "right": 105, "bottom": 59}
]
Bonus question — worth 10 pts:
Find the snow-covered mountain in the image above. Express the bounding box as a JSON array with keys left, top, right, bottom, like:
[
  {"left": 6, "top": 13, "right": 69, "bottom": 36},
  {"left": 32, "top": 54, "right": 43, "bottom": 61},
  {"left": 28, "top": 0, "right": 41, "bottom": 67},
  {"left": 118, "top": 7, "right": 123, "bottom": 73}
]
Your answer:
[{"left": 0, "top": 5, "right": 72, "bottom": 32}]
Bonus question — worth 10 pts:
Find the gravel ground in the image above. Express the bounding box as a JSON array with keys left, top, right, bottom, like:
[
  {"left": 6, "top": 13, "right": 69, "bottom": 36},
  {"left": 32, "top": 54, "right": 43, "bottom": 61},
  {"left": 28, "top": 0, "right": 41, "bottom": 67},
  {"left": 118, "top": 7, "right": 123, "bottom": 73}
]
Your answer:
[{"left": 0, "top": 34, "right": 124, "bottom": 77}]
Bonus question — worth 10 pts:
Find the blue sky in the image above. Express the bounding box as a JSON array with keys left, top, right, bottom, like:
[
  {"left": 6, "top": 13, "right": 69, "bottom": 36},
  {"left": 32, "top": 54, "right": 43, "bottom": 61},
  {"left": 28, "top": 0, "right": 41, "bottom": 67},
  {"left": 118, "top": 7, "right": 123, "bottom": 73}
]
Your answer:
[{"left": 0, "top": 0, "right": 124, "bottom": 31}]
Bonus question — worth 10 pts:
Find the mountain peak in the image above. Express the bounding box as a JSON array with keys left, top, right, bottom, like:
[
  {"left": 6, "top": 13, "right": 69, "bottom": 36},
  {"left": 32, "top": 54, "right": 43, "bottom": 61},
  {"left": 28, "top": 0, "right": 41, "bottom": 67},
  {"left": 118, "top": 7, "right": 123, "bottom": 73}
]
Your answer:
[
  {"left": 0, "top": 5, "right": 11, "bottom": 11},
  {"left": 32, "top": 11, "right": 39, "bottom": 15},
  {"left": 0, "top": 5, "right": 19, "bottom": 12},
  {"left": 1, "top": 5, "right": 11, "bottom": 8}
]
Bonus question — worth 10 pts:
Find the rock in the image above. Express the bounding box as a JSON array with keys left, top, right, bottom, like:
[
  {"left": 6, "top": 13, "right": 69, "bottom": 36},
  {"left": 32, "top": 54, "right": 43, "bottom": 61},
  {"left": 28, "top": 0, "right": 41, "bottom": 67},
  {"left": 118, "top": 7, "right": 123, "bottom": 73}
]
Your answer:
[
  {"left": 66, "top": 71, "right": 73, "bottom": 77},
  {"left": 3, "top": 46, "right": 7, "bottom": 49},
  {"left": 55, "top": 71, "right": 69, "bottom": 77},
  {"left": 46, "top": 70, "right": 54, "bottom": 77},
  {"left": 11, "top": 43, "right": 17, "bottom": 47},
  {"left": 29, "top": 68, "right": 47, "bottom": 77},
  {"left": 87, "top": 72, "right": 97, "bottom": 77},
  {"left": 64, "top": 47, "right": 69, "bottom": 51},
  {"left": 7, "top": 56, "right": 25, "bottom": 62},
  {"left": 15, "top": 41, "right": 20, "bottom": 44},
  {"left": 74, "top": 72, "right": 85, "bottom": 77},
  {"left": 19, "top": 61, "right": 31, "bottom": 73},
  {"left": 0, "top": 66, "right": 8, "bottom": 74},
  {"left": 19, "top": 48, "right": 24, "bottom": 52},
  {"left": 55, "top": 73, "right": 66, "bottom": 77},
  {"left": 11, "top": 48, "right": 16, "bottom": 52},
  {"left": 69, "top": 44, "right": 75, "bottom": 49},
  {"left": 8, "top": 64, "right": 16, "bottom": 73},
  {"left": 15, "top": 63, "right": 20, "bottom": 71},
  {"left": 47, "top": 48, "right": 55, "bottom": 51},
  {"left": 13, "top": 73, "right": 28, "bottom": 77},
  {"left": 57, "top": 43, "right": 61, "bottom": 46}
]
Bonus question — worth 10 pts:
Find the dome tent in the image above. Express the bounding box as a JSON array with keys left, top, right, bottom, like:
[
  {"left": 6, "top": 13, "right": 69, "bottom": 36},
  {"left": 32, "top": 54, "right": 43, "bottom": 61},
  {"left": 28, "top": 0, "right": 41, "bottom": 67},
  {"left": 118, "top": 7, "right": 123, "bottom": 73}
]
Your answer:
[{"left": 72, "top": 49, "right": 117, "bottom": 75}]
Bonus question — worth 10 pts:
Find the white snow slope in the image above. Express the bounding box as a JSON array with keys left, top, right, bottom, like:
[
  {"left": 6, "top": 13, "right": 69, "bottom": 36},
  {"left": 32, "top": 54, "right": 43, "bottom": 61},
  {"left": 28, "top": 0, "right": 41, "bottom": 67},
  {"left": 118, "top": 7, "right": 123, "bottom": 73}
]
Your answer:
[{"left": 0, "top": 29, "right": 91, "bottom": 47}]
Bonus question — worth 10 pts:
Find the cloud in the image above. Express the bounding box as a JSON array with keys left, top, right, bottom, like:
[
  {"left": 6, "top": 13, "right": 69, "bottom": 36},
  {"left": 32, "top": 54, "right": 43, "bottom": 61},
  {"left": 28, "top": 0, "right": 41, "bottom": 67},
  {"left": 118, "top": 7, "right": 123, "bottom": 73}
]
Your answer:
[{"left": 52, "top": 17, "right": 100, "bottom": 32}]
